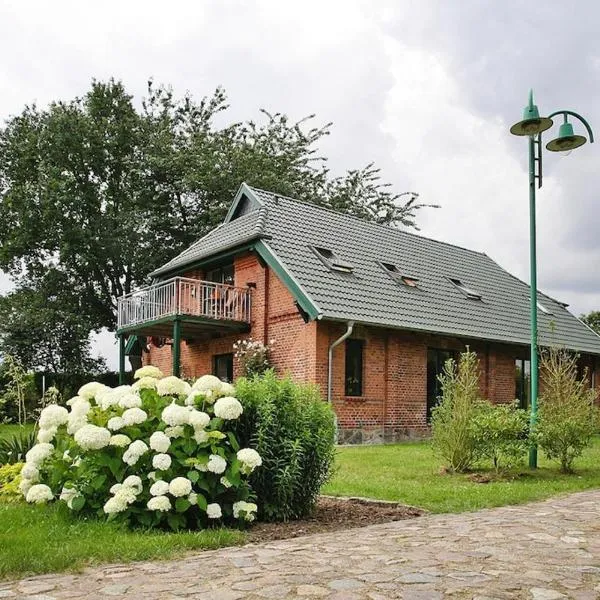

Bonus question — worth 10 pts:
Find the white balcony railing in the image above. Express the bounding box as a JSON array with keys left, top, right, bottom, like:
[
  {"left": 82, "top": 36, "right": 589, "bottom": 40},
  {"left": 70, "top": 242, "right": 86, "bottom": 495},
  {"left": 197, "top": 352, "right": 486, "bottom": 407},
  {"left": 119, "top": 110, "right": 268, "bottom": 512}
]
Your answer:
[{"left": 117, "top": 277, "right": 252, "bottom": 329}]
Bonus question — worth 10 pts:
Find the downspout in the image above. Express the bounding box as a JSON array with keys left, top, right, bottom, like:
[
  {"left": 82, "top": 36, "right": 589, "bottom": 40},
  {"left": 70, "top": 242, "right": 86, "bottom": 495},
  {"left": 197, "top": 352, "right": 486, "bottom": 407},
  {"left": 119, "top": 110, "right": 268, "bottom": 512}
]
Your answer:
[
  {"left": 327, "top": 321, "right": 354, "bottom": 444},
  {"left": 327, "top": 321, "right": 354, "bottom": 404}
]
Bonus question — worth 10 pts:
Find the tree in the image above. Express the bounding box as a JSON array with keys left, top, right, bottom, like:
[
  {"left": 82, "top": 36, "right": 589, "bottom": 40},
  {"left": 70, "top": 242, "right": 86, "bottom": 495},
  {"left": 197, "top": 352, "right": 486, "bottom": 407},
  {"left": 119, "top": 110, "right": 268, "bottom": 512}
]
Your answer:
[
  {"left": 0, "top": 270, "right": 105, "bottom": 377},
  {"left": 0, "top": 79, "right": 434, "bottom": 342},
  {"left": 580, "top": 311, "right": 600, "bottom": 335}
]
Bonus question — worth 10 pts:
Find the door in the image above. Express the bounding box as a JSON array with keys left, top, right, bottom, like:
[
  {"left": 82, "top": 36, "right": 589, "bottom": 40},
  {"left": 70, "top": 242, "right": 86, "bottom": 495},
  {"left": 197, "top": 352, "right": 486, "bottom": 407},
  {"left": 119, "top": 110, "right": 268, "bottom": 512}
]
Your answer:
[{"left": 426, "top": 348, "right": 457, "bottom": 422}]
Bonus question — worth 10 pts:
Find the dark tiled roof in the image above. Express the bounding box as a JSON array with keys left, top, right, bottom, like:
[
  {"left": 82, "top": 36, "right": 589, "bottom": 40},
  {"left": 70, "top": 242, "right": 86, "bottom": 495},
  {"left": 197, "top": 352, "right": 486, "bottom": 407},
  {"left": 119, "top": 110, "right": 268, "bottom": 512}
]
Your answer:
[{"left": 153, "top": 184, "right": 600, "bottom": 354}]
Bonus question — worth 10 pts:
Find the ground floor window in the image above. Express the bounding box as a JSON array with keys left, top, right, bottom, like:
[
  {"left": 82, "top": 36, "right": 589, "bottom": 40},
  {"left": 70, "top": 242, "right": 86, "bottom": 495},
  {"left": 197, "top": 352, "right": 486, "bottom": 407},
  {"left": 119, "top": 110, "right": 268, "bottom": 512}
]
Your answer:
[
  {"left": 515, "top": 358, "right": 530, "bottom": 409},
  {"left": 426, "top": 348, "right": 456, "bottom": 422},
  {"left": 213, "top": 353, "right": 233, "bottom": 382},
  {"left": 345, "top": 339, "right": 364, "bottom": 396}
]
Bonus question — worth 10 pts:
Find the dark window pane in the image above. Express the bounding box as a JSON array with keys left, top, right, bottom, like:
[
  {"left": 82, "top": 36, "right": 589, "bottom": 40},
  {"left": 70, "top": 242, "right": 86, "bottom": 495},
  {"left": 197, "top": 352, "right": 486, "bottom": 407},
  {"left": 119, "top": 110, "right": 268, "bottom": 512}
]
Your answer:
[
  {"left": 213, "top": 353, "right": 233, "bottom": 382},
  {"left": 206, "top": 264, "right": 234, "bottom": 285},
  {"left": 345, "top": 339, "right": 364, "bottom": 396},
  {"left": 515, "top": 358, "right": 530, "bottom": 409},
  {"left": 426, "top": 348, "right": 456, "bottom": 422}
]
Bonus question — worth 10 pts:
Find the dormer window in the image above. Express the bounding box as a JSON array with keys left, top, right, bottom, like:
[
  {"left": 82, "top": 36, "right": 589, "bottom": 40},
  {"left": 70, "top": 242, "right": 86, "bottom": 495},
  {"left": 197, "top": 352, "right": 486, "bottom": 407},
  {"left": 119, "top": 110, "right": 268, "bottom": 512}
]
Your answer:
[
  {"left": 313, "top": 246, "right": 354, "bottom": 273},
  {"left": 380, "top": 262, "right": 419, "bottom": 288},
  {"left": 449, "top": 277, "right": 481, "bottom": 300}
]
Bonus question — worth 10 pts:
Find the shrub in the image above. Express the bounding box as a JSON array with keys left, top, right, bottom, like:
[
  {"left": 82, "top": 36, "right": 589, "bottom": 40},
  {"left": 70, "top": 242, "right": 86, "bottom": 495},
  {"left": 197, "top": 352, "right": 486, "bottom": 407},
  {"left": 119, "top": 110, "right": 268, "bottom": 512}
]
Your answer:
[
  {"left": 0, "top": 463, "right": 23, "bottom": 503},
  {"left": 533, "top": 348, "right": 598, "bottom": 473},
  {"left": 18, "top": 367, "right": 262, "bottom": 530},
  {"left": 0, "top": 429, "right": 37, "bottom": 464},
  {"left": 233, "top": 371, "right": 336, "bottom": 521},
  {"left": 431, "top": 349, "right": 482, "bottom": 472},
  {"left": 472, "top": 402, "right": 529, "bottom": 471},
  {"left": 233, "top": 338, "right": 273, "bottom": 377}
]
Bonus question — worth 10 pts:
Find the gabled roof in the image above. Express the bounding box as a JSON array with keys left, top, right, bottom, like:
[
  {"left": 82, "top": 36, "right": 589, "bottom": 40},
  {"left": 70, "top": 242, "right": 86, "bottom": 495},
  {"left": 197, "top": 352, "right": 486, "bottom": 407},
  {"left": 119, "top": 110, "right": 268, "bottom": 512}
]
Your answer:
[{"left": 152, "top": 183, "right": 600, "bottom": 355}]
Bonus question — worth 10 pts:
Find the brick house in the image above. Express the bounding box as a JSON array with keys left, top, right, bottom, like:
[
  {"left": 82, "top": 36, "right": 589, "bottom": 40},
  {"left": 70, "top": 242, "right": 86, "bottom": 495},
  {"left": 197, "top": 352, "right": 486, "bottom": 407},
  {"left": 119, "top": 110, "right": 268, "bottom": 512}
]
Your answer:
[{"left": 117, "top": 183, "right": 600, "bottom": 443}]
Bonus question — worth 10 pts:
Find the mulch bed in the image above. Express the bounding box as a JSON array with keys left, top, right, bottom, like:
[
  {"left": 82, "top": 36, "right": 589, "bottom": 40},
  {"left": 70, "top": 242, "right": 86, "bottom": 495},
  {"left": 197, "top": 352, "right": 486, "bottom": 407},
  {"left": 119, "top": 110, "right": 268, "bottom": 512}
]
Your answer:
[{"left": 246, "top": 496, "right": 425, "bottom": 543}]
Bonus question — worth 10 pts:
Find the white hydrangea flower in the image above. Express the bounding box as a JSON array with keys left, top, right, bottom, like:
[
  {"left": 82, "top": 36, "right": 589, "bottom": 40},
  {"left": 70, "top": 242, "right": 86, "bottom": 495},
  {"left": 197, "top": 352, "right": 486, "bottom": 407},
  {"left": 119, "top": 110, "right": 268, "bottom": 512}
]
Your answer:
[
  {"left": 188, "top": 492, "right": 198, "bottom": 505},
  {"left": 25, "top": 484, "right": 54, "bottom": 504},
  {"left": 192, "top": 374, "right": 222, "bottom": 393},
  {"left": 149, "top": 431, "right": 171, "bottom": 453},
  {"left": 161, "top": 402, "right": 190, "bottom": 427},
  {"left": 70, "top": 397, "right": 91, "bottom": 414},
  {"left": 237, "top": 448, "right": 262, "bottom": 473},
  {"left": 117, "top": 393, "right": 142, "bottom": 409},
  {"left": 19, "top": 478, "right": 33, "bottom": 496},
  {"left": 213, "top": 397, "right": 243, "bottom": 420},
  {"left": 148, "top": 471, "right": 157, "bottom": 481},
  {"left": 168, "top": 477, "right": 192, "bottom": 497},
  {"left": 206, "top": 503, "right": 222, "bottom": 519},
  {"left": 220, "top": 476, "right": 232, "bottom": 488},
  {"left": 74, "top": 424, "right": 111, "bottom": 451},
  {"left": 134, "top": 365, "right": 164, "bottom": 380},
  {"left": 122, "top": 439, "right": 149, "bottom": 465},
  {"left": 123, "top": 475, "right": 143, "bottom": 494},
  {"left": 109, "top": 434, "right": 131, "bottom": 447},
  {"left": 219, "top": 382, "right": 236, "bottom": 396},
  {"left": 78, "top": 381, "right": 109, "bottom": 401},
  {"left": 147, "top": 495, "right": 171, "bottom": 512},
  {"left": 21, "top": 463, "right": 39, "bottom": 482},
  {"left": 59, "top": 486, "right": 80, "bottom": 509},
  {"left": 184, "top": 392, "right": 201, "bottom": 406},
  {"left": 156, "top": 376, "right": 191, "bottom": 397},
  {"left": 114, "top": 486, "right": 137, "bottom": 505},
  {"left": 207, "top": 454, "right": 227, "bottom": 474},
  {"left": 122, "top": 407, "right": 147, "bottom": 426},
  {"left": 132, "top": 376, "right": 158, "bottom": 391},
  {"left": 233, "top": 500, "right": 258, "bottom": 521},
  {"left": 150, "top": 480, "right": 169, "bottom": 496},
  {"left": 194, "top": 429, "right": 209, "bottom": 444},
  {"left": 188, "top": 410, "right": 210, "bottom": 430},
  {"left": 110, "top": 483, "right": 123, "bottom": 494},
  {"left": 194, "top": 462, "right": 208, "bottom": 472},
  {"left": 103, "top": 496, "right": 127, "bottom": 514},
  {"left": 66, "top": 395, "right": 85, "bottom": 407},
  {"left": 107, "top": 417, "right": 125, "bottom": 431},
  {"left": 164, "top": 425, "right": 184, "bottom": 439},
  {"left": 25, "top": 443, "right": 54, "bottom": 467},
  {"left": 67, "top": 412, "right": 88, "bottom": 435},
  {"left": 39, "top": 404, "right": 68, "bottom": 429},
  {"left": 37, "top": 427, "right": 57, "bottom": 443},
  {"left": 152, "top": 453, "right": 172, "bottom": 471}
]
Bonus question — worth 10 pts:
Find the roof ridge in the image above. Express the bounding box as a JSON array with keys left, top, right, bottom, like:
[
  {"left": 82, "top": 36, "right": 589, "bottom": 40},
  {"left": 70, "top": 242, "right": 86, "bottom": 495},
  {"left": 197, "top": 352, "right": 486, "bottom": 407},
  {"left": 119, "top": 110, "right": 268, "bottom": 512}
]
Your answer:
[{"left": 249, "top": 186, "right": 487, "bottom": 258}]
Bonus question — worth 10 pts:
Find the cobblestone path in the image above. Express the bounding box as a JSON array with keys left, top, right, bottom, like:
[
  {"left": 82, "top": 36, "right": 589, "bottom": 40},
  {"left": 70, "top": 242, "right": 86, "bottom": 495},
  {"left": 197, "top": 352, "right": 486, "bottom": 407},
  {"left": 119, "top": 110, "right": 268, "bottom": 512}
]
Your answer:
[{"left": 3, "top": 490, "right": 600, "bottom": 599}]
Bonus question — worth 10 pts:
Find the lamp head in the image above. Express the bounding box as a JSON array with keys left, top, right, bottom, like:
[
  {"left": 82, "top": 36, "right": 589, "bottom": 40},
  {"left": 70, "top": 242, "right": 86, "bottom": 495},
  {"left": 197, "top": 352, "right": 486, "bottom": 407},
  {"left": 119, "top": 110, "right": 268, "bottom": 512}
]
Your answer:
[
  {"left": 546, "top": 121, "right": 587, "bottom": 152},
  {"left": 510, "top": 90, "right": 553, "bottom": 136}
]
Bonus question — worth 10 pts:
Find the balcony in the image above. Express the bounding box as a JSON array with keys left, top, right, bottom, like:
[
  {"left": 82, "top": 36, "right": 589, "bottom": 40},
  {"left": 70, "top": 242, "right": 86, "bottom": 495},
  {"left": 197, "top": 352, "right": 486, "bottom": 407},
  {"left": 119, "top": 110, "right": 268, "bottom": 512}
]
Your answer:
[{"left": 117, "top": 277, "right": 252, "bottom": 340}]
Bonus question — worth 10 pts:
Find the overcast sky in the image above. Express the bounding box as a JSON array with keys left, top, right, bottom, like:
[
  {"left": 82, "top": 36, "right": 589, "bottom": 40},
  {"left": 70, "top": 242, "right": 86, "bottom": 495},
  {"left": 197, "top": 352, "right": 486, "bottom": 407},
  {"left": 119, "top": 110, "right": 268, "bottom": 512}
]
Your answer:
[{"left": 1, "top": 0, "right": 599, "bottom": 368}]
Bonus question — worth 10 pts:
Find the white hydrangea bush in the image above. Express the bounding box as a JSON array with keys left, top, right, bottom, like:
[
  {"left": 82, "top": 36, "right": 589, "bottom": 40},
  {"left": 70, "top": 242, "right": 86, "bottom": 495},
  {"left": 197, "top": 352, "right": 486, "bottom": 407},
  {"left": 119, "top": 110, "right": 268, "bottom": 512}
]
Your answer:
[{"left": 20, "top": 367, "right": 261, "bottom": 530}]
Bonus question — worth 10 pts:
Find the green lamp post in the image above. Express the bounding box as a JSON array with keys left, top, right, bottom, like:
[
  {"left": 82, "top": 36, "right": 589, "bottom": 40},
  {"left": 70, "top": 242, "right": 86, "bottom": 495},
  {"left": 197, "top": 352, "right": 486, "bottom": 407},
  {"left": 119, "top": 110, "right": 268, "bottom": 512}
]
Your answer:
[{"left": 510, "top": 90, "right": 594, "bottom": 468}]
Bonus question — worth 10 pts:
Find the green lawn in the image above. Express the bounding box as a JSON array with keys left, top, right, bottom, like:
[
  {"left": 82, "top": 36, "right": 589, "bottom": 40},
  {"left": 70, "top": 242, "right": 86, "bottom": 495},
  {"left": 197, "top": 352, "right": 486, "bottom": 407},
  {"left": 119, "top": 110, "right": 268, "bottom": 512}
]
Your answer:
[
  {"left": 323, "top": 437, "right": 600, "bottom": 513},
  {"left": 0, "top": 423, "right": 34, "bottom": 441}
]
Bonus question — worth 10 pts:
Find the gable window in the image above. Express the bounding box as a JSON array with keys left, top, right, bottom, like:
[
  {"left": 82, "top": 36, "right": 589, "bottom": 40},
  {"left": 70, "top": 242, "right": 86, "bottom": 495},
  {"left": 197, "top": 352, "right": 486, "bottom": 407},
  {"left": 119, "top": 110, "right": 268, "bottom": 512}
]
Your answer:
[
  {"left": 313, "top": 246, "right": 354, "bottom": 273},
  {"left": 449, "top": 278, "right": 481, "bottom": 300},
  {"left": 515, "top": 358, "right": 531, "bottom": 409},
  {"left": 345, "top": 339, "right": 364, "bottom": 396},
  {"left": 380, "top": 262, "right": 419, "bottom": 287},
  {"left": 206, "top": 263, "right": 234, "bottom": 286},
  {"left": 213, "top": 353, "right": 233, "bottom": 382}
]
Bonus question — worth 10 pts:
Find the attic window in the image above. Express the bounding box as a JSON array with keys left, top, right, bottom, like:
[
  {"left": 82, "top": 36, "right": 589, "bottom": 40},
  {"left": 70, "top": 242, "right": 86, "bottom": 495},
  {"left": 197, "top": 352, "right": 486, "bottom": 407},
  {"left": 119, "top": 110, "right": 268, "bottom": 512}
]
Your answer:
[
  {"left": 449, "top": 278, "right": 481, "bottom": 300},
  {"left": 527, "top": 296, "right": 552, "bottom": 315},
  {"left": 313, "top": 246, "right": 354, "bottom": 273},
  {"left": 381, "top": 262, "right": 419, "bottom": 287}
]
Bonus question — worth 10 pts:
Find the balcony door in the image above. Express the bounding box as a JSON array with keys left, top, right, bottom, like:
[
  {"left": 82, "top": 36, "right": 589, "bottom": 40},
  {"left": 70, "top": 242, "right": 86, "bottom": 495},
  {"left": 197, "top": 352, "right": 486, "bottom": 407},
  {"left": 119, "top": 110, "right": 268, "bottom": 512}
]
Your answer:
[{"left": 206, "top": 264, "right": 234, "bottom": 286}]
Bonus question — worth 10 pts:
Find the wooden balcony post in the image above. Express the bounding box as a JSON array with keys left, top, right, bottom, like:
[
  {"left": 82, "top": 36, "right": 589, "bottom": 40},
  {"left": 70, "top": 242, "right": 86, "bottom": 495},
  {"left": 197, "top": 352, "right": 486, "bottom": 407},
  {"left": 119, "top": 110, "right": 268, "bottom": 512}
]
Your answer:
[
  {"left": 172, "top": 318, "right": 182, "bottom": 377},
  {"left": 118, "top": 334, "right": 126, "bottom": 385}
]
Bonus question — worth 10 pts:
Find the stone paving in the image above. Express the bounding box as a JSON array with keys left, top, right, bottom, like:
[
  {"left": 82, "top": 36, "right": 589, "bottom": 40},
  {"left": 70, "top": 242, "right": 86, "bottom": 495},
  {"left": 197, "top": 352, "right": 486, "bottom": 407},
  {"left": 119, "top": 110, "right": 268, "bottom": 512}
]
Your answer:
[{"left": 3, "top": 490, "right": 600, "bottom": 599}]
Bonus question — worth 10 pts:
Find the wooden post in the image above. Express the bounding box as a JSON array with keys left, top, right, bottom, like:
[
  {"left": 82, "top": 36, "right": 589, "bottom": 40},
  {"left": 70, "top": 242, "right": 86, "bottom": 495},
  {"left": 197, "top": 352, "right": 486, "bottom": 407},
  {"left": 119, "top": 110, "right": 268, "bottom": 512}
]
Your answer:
[
  {"left": 118, "top": 334, "right": 126, "bottom": 384},
  {"left": 172, "top": 319, "right": 181, "bottom": 377}
]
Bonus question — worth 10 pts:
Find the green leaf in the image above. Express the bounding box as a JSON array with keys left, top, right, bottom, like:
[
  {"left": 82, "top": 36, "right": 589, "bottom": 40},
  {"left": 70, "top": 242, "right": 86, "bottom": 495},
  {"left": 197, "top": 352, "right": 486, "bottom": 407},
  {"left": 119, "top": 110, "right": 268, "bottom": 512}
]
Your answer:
[
  {"left": 167, "top": 513, "right": 185, "bottom": 531},
  {"left": 175, "top": 497, "right": 191, "bottom": 513},
  {"left": 70, "top": 496, "right": 85, "bottom": 511},
  {"left": 195, "top": 492, "right": 207, "bottom": 511},
  {"left": 187, "top": 470, "right": 200, "bottom": 483},
  {"left": 91, "top": 473, "right": 106, "bottom": 490},
  {"left": 227, "top": 431, "right": 240, "bottom": 451}
]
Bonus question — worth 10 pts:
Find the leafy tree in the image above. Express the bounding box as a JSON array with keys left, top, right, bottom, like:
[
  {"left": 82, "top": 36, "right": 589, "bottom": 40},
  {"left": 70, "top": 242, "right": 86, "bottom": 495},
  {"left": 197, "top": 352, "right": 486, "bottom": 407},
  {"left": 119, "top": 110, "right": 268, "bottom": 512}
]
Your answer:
[
  {"left": 0, "top": 79, "right": 434, "bottom": 340},
  {"left": 580, "top": 311, "right": 600, "bottom": 335},
  {"left": 0, "top": 270, "right": 105, "bottom": 377}
]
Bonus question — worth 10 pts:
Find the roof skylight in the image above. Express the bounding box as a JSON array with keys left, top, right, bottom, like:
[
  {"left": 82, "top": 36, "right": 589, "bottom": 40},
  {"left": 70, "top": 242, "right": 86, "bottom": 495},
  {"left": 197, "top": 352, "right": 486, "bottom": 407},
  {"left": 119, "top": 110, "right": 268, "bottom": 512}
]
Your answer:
[
  {"left": 313, "top": 246, "right": 354, "bottom": 273},
  {"left": 380, "top": 262, "right": 419, "bottom": 287},
  {"left": 449, "top": 277, "right": 481, "bottom": 300}
]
